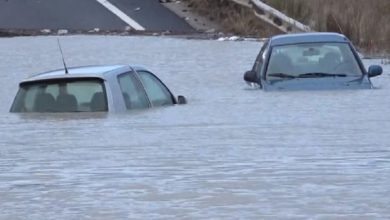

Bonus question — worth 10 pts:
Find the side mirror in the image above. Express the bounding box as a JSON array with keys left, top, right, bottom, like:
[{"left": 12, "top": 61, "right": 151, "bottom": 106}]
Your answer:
[
  {"left": 177, "top": 95, "right": 187, "bottom": 104},
  {"left": 368, "top": 65, "right": 383, "bottom": 78},
  {"left": 244, "top": 70, "right": 258, "bottom": 83}
]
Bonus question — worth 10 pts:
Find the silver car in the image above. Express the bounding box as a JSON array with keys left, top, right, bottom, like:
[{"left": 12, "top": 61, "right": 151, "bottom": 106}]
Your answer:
[{"left": 10, "top": 65, "right": 187, "bottom": 113}]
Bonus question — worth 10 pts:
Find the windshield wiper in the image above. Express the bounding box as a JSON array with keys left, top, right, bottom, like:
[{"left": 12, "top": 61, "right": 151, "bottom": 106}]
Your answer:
[
  {"left": 298, "top": 72, "right": 347, "bottom": 78},
  {"left": 268, "top": 73, "right": 296, "bottom": 79}
]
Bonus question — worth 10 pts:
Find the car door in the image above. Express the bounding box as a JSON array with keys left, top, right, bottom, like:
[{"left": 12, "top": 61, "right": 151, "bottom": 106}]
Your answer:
[
  {"left": 136, "top": 70, "right": 175, "bottom": 107},
  {"left": 117, "top": 72, "right": 150, "bottom": 110}
]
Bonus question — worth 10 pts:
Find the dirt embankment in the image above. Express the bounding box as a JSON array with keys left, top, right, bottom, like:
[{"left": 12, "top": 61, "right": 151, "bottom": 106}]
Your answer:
[
  {"left": 181, "top": 0, "right": 282, "bottom": 37},
  {"left": 183, "top": 0, "right": 390, "bottom": 54},
  {"left": 263, "top": 0, "right": 390, "bottom": 53}
]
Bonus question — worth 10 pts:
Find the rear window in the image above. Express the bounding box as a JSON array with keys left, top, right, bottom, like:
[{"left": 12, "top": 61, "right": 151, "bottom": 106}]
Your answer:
[{"left": 10, "top": 79, "right": 107, "bottom": 112}]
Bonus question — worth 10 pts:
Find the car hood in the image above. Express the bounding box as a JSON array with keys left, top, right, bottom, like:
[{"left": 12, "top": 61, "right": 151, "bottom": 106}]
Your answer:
[{"left": 263, "top": 76, "right": 372, "bottom": 91}]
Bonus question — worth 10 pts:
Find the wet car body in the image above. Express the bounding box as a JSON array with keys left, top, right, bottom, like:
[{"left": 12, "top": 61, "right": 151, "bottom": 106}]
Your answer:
[
  {"left": 10, "top": 65, "right": 186, "bottom": 113},
  {"left": 244, "top": 33, "right": 383, "bottom": 91}
]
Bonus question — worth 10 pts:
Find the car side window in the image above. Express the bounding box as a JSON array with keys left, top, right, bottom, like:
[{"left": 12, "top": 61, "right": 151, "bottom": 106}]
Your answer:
[
  {"left": 137, "top": 71, "right": 174, "bottom": 107},
  {"left": 117, "top": 72, "right": 149, "bottom": 110}
]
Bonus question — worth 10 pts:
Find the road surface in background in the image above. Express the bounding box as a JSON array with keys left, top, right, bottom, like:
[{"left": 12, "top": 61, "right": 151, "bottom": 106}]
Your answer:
[{"left": 0, "top": 0, "right": 193, "bottom": 31}]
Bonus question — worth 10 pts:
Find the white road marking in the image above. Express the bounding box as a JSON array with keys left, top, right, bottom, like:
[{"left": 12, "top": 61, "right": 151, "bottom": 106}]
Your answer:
[{"left": 95, "top": 0, "right": 145, "bottom": 31}]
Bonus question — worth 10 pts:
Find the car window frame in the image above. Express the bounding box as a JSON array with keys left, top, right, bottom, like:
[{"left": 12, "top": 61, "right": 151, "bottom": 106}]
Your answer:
[
  {"left": 253, "top": 39, "right": 269, "bottom": 73},
  {"left": 134, "top": 70, "right": 176, "bottom": 107},
  {"left": 347, "top": 42, "right": 368, "bottom": 77},
  {"left": 116, "top": 71, "right": 151, "bottom": 110},
  {"left": 254, "top": 40, "right": 270, "bottom": 86}
]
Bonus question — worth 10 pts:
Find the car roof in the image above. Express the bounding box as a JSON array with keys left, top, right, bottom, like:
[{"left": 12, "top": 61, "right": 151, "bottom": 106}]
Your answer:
[
  {"left": 270, "top": 32, "right": 350, "bottom": 46},
  {"left": 21, "top": 64, "right": 149, "bottom": 83}
]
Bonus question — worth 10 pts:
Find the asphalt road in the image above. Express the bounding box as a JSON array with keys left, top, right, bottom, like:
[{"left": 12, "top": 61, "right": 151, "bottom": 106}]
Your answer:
[{"left": 0, "top": 0, "right": 194, "bottom": 32}]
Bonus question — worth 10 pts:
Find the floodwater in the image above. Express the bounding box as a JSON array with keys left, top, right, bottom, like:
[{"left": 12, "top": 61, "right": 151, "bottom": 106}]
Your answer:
[{"left": 0, "top": 36, "right": 389, "bottom": 219}]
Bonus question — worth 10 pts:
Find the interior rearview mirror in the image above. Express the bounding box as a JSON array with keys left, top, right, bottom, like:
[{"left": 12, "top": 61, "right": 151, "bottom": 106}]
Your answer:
[
  {"left": 303, "top": 48, "right": 320, "bottom": 56},
  {"left": 368, "top": 65, "right": 382, "bottom": 78}
]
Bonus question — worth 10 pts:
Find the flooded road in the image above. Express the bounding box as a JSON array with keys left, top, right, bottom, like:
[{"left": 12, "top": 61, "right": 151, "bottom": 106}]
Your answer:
[{"left": 0, "top": 36, "right": 390, "bottom": 219}]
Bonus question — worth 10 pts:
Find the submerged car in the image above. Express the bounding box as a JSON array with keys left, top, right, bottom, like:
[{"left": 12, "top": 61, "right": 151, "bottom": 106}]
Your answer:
[
  {"left": 244, "top": 32, "right": 383, "bottom": 90},
  {"left": 10, "top": 65, "right": 187, "bottom": 113}
]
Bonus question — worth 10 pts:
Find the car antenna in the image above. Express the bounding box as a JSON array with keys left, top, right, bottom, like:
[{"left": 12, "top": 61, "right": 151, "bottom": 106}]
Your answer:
[
  {"left": 57, "top": 38, "right": 69, "bottom": 74},
  {"left": 331, "top": 14, "right": 344, "bottom": 35}
]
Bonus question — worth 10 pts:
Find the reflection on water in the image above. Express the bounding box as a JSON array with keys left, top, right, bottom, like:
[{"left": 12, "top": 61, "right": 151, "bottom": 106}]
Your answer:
[{"left": 0, "top": 36, "right": 390, "bottom": 219}]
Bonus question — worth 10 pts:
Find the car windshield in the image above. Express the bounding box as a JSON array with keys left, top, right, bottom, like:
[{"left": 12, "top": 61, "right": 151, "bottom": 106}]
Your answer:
[
  {"left": 266, "top": 42, "right": 363, "bottom": 81},
  {"left": 10, "top": 79, "right": 107, "bottom": 112}
]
